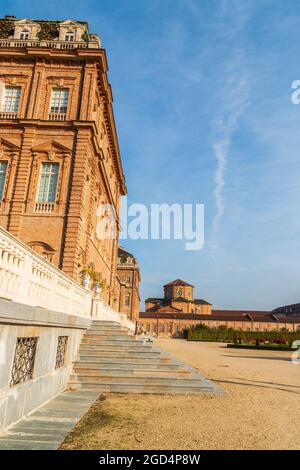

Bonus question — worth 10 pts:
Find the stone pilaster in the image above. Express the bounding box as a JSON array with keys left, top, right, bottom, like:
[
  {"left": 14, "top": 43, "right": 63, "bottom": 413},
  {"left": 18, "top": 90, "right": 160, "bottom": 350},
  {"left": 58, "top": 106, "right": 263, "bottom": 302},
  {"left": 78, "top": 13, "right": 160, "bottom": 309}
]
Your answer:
[{"left": 8, "top": 127, "right": 35, "bottom": 237}]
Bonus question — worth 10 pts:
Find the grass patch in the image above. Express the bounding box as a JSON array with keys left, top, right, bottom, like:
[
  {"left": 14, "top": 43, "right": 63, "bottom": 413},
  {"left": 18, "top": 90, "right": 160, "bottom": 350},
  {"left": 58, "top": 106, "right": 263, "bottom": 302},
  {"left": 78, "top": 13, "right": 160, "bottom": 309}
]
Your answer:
[
  {"left": 227, "top": 343, "right": 296, "bottom": 351},
  {"left": 59, "top": 394, "right": 140, "bottom": 450}
]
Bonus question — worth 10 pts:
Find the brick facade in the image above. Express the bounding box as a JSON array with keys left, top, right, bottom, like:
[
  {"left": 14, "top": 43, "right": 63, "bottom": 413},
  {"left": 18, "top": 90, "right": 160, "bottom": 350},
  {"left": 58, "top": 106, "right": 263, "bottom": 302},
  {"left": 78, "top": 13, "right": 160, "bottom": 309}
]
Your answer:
[{"left": 0, "top": 17, "right": 126, "bottom": 306}]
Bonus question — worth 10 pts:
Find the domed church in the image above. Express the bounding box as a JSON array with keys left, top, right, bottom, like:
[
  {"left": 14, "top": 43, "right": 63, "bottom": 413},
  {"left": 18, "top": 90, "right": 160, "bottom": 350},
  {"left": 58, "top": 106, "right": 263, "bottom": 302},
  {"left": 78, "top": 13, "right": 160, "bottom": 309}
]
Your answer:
[{"left": 145, "top": 279, "right": 212, "bottom": 315}]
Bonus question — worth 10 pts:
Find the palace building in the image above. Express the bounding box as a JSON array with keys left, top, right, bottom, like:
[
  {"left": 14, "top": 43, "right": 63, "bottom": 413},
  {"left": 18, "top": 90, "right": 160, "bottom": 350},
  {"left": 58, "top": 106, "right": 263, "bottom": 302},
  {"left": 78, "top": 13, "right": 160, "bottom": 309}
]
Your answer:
[
  {"left": 115, "top": 247, "right": 141, "bottom": 323},
  {"left": 0, "top": 15, "right": 128, "bottom": 308},
  {"left": 139, "top": 279, "right": 300, "bottom": 336},
  {"left": 145, "top": 279, "right": 212, "bottom": 314}
]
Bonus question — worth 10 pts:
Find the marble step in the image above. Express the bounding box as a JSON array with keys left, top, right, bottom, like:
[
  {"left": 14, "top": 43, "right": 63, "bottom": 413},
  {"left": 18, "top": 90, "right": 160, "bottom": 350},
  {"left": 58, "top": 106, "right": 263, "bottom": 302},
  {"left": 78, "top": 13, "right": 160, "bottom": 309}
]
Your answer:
[
  {"left": 73, "top": 361, "right": 181, "bottom": 370},
  {"left": 69, "top": 381, "right": 216, "bottom": 395},
  {"left": 75, "top": 355, "right": 169, "bottom": 364},
  {"left": 81, "top": 336, "right": 140, "bottom": 343},
  {"left": 72, "top": 368, "right": 192, "bottom": 377},
  {"left": 76, "top": 350, "right": 163, "bottom": 358},
  {"left": 69, "top": 374, "right": 206, "bottom": 386}
]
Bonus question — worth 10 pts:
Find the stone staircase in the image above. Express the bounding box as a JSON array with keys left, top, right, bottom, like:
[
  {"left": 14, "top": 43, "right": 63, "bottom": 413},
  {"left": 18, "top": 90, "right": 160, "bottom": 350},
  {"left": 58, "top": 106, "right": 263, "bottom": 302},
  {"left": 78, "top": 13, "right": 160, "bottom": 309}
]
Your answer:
[{"left": 68, "top": 321, "right": 224, "bottom": 395}]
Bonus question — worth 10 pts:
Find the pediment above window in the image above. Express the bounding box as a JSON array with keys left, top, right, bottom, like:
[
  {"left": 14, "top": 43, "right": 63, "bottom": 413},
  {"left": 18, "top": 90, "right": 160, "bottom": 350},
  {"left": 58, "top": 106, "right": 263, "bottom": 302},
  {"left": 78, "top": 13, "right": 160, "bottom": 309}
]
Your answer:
[
  {"left": 0, "top": 138, "right": 20, "bottom": 154},
  {"left": 58, "top": 20, "right": 88, "bottom": 42},
  {"left": 31, "top": 140, "right": 72, "bottom": 157},
  {"left": 13, "top": 19, "right": 41, "bottom": 40}
]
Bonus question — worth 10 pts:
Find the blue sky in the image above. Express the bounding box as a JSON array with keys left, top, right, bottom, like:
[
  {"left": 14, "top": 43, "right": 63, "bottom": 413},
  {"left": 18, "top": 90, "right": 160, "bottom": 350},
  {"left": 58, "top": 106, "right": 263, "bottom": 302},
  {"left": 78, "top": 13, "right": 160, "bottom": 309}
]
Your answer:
[{"left": 3, "top": 0, "right": 300, "bottom": 310}]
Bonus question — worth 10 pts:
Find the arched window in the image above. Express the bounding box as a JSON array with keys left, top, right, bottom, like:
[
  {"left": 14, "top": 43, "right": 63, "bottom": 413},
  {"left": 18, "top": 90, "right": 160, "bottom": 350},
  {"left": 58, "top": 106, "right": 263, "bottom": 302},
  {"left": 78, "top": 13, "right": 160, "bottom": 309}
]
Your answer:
[
  {"left": 28, "top": 241, "right": 56, "bottom": 263},
  {"left": 65, "top": 31, "right": 75, "bottom": 42},
  {"left": 20, "top": 29, "right": 30, "bottom": 40}
]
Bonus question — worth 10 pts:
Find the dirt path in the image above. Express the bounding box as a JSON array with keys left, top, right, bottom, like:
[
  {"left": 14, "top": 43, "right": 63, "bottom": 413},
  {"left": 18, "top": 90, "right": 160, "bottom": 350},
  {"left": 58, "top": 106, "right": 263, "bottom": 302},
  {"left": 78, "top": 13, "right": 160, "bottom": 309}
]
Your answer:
[{"left": 60, "top": 340, "right": 300, "bottom": 450}]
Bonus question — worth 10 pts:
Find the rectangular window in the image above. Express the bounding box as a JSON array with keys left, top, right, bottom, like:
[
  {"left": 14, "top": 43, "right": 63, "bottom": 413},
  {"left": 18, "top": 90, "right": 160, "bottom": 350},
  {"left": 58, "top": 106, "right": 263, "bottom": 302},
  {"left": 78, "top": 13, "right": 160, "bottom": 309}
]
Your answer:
[
  {"left": 20, "top": 30, "right": 30, "bottom": 40},
  {"left": 0, "top": 161, "right": 8, "bottom": 199},
  {"left": 125, "top": 294, "right": 130, "bottom": 307},
  {"left": 50, "top": 88, "right": 69, "bottom": 114},
  {"left": 65, "top": 32, "right": 75, "bottom": 42},
  {"left": 10, "top": 337, "right": 38, "bottom": 387},
  {"left": 126, "top": 276, "right": 131, "bottom": 285},
  {"left": 1, "top": 86, "right": 21, "bottom": 113},
  {"left": 37, "top": 162, "right": 59, "bottom": 203}
]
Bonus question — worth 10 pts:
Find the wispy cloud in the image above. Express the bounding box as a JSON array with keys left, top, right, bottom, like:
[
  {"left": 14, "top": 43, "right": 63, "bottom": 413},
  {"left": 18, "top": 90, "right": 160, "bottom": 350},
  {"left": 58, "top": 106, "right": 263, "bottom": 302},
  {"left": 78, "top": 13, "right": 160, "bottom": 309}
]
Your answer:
[{"left": 210, "top": 1, "right": 252, "bottom": 257}]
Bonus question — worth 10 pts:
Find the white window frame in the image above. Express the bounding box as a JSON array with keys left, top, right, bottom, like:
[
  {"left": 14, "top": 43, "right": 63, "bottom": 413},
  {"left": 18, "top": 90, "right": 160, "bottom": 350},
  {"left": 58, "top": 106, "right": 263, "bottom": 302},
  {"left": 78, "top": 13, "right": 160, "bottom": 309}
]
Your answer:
[
  {"left": 50, "top": 88, "right": 69, "bottom": 115},
  {"left": 37, "top": 162, "right": 59, "bottom": 203},
  {"left": 20, "top": 29, "right": 30, "bottom": 40},
  {"left": 65, "top": 31, "right": 75, "bottom": 42},
  {"left": 1, "top": 86, "right": 21, "bottom": 113}
]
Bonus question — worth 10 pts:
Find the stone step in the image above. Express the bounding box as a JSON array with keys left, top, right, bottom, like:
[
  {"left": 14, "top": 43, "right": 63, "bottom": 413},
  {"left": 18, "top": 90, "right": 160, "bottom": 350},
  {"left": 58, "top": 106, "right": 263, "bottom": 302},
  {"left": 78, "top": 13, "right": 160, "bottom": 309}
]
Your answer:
[
  {"left": 79, "top": 346, "right": 153, "bottom": 352},
  {"left": 81, "top": 339, "right": 138, "bottom": 349},
  {"left": 81, "top": 335, "right": 141, "bottom": 342},
  {"left": 69, "top": 382, "right": 216, "bottom": 395},
  {"left": 75, "top": 356, "right": 169, "bottom": 364},
  {"left": 89, "top": 325, "right": 129, "bottom": 335},
  {"left": 73, "top": 361, "right": 181, "bottom": 370},
  {"left": 81, "top": 337, "right": 145, "bottom": 345},
  {"left": 72, "top": 368, "right": 192, "bottom": 377},
  {"left": 69, "top": 321, "right": 224, "bottom": 397},
  {"left": 87, "top": 328, "right": 130, "bottom": 334},
  {"left": 76, "top": 350, "right": 163, "bottom": 359},
  {"left": 82, "top": 332, "right": 131, "bottom": 338},
  {"left": 79, "top": 345, "right": 153, "bottom": 352},
  {"left": 90, "top": 321, "right": 123, "bottom": 327},
  {"left": 69, "top": 374, "right": 206, "bottom": 386},
  {"left": 79, "top": 342, "right": 156, "bottom": 349}
]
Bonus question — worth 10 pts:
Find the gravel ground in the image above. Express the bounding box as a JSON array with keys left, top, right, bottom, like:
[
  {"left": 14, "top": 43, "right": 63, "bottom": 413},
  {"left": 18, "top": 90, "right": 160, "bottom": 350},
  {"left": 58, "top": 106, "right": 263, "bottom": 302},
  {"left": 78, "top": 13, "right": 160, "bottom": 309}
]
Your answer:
[{"left": 60, "top": 340, "right": 300, "bottom": 450}]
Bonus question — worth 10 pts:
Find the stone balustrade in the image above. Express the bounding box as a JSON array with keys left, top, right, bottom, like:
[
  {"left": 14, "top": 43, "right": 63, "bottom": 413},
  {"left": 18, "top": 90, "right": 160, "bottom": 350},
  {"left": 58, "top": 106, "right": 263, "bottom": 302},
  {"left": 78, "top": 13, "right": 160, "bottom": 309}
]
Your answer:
[
  {"left": 0, "top": 226, "right": 135, "bottom": 330},
  {"left": 0, "top": 226, "right": 92, "bottom": 318},
  {"left": 48, "top": 113, "right": 67, "bottom": 121},
  {"left": 0, "top": 39, "right": 99, "bottom": 50},
  {"left": 34, "top": 202, "right": 55, "bottom": 213},
  {"left": 92, "top": 299, "right": 136, "bottom": 332},
  {"left": 0, "top": 112, "right": 18, "bottom": 119}
]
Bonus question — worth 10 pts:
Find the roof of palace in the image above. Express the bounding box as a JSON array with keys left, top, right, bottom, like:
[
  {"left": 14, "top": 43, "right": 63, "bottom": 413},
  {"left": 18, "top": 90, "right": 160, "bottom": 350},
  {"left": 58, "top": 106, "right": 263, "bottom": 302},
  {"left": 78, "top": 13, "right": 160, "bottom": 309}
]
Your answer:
[
  {"left": 272, "top": 302, "right": 300, "bottom": 315},
  {"left": 118, "top": 247, "right": 135, "bottom": 259},
  {"left": 145, "top": 297, "right": 212, "bottom": 306},
  {"left": 0, "top": 16, "right": 93, "bottom": 41},
  {"left": 145, "top": 305, "right": 183, "bottom": 313},
  {"left": 139, "top": 310, "right": 300, "bottom": 324},
  {"left": 194, "top": 299, "right": 212, "bottom": 305},
  {"left": 164, "top": 279, "right": 194, "bottom": 288}
]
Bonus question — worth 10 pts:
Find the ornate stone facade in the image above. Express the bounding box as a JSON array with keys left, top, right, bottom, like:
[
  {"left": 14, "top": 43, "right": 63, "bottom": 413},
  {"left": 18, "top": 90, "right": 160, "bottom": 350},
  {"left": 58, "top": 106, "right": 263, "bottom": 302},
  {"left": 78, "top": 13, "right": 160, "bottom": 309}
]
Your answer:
[
  {"left": 0, "top": 16, "right": 126, "bottom": 306},
  {"left": 114, "top": 247, "right": 140, "bottom": 323}
]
